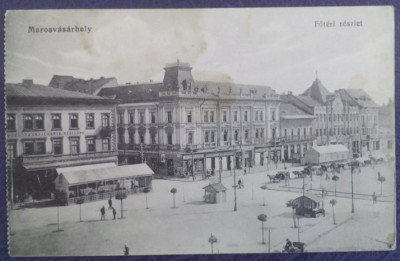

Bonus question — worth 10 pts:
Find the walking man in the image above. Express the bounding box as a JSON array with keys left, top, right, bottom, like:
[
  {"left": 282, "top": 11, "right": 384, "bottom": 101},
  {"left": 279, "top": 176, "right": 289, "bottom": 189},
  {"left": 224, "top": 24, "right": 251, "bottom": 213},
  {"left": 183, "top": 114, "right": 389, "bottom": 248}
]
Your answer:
[
  {"left": 112, "top": 207, "right": 117, "bottom": 220},
  {"left": 100, "top": 206, "right": 106, "bottom": 220},
  {"left": 124, "top": 244, "right": 129, "bottom": 256},
  {"left": 372, "top": 192, "right": 377, "bottom": 204},
  {"left": 108, "top": 197, "right": 113, "bottom": 209}
]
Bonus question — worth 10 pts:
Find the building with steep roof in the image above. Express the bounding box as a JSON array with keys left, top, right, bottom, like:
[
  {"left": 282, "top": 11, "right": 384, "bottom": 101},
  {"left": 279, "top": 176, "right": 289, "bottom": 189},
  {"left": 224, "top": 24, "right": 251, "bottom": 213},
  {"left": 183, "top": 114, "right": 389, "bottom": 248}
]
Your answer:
[
  {"left": 6, "top": 80, "right": 119, "bottom": 201},
  {"left": 281, "top": 76, "right": 375, "bottom": 157},
  {"left": 49, "top": 75, "right": 118, "bottom": 95},
  {"left": 98, "top": 61, "right": 281, "bottom": 177},
  {"left": 279, "top": 102, "right": 316, "bottom": 163}
]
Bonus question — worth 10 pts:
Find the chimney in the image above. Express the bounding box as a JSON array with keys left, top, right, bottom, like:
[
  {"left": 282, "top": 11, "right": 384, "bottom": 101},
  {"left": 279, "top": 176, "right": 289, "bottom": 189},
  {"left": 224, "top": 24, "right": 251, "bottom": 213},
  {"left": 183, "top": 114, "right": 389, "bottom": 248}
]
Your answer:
[
  {"left": 22, "top": 79, "right": 33, "bottom": 87},
  {"left": 288, "top": 91, "right": 293, "bottom": 95}
]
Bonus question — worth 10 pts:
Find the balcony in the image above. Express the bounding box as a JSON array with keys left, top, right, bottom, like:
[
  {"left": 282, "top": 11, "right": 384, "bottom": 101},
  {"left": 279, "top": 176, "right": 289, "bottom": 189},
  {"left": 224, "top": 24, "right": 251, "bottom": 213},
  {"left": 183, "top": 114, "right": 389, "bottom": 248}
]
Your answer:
[{"left": 96, "top": 125, "right": 115, "bottom": 138}]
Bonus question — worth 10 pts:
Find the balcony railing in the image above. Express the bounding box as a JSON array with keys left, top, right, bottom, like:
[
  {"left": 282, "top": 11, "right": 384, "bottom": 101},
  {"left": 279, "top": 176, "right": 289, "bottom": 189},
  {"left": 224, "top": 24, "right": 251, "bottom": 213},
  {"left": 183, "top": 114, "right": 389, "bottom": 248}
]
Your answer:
[
  {"left": 21, "top": 151, "right": 118, "bottom": 164},
  {"left": 281, "top": 135, "right": 316, "bottom": 143}
]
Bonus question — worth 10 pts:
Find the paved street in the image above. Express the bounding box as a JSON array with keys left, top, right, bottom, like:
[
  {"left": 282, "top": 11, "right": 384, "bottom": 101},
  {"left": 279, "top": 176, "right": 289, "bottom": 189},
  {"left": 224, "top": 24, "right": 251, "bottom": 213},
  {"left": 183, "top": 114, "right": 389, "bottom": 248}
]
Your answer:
[{"left": 9, "top": 161, "right": 395, "bottom": 256}]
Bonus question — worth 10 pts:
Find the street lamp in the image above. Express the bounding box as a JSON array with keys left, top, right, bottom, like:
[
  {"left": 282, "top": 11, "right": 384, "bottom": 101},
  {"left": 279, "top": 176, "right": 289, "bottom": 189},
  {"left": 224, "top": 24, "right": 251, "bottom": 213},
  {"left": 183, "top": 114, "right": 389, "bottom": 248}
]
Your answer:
[
  {"left": 351, "top": 161, "right": 355, "bottom": 213},
  {"left": 233, "top": 145, "right": 237, "bottom": 211}
]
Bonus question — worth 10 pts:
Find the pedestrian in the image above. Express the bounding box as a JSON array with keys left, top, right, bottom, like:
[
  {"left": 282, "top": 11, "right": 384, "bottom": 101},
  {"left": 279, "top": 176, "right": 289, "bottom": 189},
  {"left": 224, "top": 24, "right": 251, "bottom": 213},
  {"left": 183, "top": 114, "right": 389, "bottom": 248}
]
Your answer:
[
  {"left": 100, "top": 206, "right": 106, "bottom": 220},
  {"left": 238, "top": 179, "right": 243, "bottom": 189},
  {"left": 372, "top": 192, "right": 377, "bottom": 204},
  {"left": 108, "top": 197, "right": 113, "bottom": 209},
  {"left": 244, "top": 168, "right": 247, "bottom": 175},
  {"left": 112, "top": 207, "right": 117, "bottom": 220},
  {"left": 124, "top": 244, "right": 129, "bottom": 256},
  {"left": 378, "top": 172, "right": 381, "bottom": 178}
]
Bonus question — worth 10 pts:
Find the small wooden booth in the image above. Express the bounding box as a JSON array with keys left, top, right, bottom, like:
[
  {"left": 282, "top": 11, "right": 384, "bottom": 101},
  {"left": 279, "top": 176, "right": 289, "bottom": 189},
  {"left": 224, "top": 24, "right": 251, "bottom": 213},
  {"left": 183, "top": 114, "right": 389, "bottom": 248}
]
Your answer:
[
  {"left": 203, "top": 183, "right": 227, "bottom": 204},
  {"left": 292, "top": 194, "right": 323, "bottom": 217},
  {"left": 54, "top": 163, "right": 154, "bottom": 204}
]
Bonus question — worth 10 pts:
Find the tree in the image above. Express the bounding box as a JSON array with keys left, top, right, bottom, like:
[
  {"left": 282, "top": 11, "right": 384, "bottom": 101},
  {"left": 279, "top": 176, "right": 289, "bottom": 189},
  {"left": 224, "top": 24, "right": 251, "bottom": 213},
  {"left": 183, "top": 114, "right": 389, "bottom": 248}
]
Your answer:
[
  {"left": 143, "top": 187, "right": 150, "bottom": 209},
  {"left": 330, "top": 199, "right": 337, "bottom": 225},
  {"left": 378, "top": 176, "right": 386, "bottom": 195},
  {"left": 260, "top": 185, "right": 267, "bottom": 206},
  {"left": 257, "top": 214, "right": 267, "bottom": 244},
  {"left": 170, "top": 188, "right": 177, "bottom": 208},
  {"left": 76, "top": 197, "right": 85, "bottom": 222},
  {"left": 208, "top": 233, "right": 218, "bottom": 254},
  {"left": 116, "top": 191, "right": 127, "bottom": 218},
  {"left": 332, "top": 175, "right": 339, "bottom": 196}
]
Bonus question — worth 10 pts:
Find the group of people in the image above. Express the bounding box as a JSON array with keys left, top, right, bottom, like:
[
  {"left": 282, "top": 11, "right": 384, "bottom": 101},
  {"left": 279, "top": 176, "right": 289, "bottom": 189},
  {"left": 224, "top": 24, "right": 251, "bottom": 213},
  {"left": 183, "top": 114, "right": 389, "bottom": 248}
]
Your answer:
[{"left": 100, "top": 197, "right": 117, "bottom": 220}]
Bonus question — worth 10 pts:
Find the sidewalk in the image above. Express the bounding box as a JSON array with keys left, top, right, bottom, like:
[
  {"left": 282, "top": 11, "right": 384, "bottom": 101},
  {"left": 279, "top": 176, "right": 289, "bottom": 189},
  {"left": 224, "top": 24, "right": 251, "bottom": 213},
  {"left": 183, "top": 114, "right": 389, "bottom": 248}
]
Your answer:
[{"left": 163, "top": 161, "right": 299, "bottom": 182}]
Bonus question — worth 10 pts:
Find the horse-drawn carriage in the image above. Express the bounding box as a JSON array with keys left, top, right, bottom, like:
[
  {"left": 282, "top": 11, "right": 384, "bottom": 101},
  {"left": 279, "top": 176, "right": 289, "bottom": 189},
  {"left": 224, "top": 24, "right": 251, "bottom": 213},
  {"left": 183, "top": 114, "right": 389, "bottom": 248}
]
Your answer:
[
  {"left": 283, "top": 240, "right": 305, "bottom": 253},
  {"left": 267, "top": 171, "right": 289, "bottom": 183}
]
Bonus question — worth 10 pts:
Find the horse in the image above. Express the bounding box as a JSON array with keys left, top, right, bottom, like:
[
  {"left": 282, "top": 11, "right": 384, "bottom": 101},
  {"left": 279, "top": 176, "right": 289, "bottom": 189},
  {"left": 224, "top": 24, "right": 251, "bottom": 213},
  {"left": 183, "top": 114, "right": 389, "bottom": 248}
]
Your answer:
[{"left": 267, "top": 174, "right": 280, "bottom": 183}]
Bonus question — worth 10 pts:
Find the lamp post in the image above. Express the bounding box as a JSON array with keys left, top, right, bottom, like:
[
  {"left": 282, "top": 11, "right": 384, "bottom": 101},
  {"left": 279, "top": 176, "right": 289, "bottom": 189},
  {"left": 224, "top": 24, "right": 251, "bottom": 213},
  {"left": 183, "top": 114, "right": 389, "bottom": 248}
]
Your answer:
[
  {"left": 233, "top": 146, "right": 237, "bottom": 211},
  {"left": 351, "top": 162, "right": 355, "bottom": 213}
]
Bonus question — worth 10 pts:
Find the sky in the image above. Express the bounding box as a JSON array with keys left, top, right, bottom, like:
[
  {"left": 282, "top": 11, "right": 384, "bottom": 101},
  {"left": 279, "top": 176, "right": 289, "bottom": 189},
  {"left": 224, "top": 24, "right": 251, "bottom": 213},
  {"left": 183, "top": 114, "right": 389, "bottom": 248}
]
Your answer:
[{"left": 5, "top": 7, "right": 394, "bottom": 105}]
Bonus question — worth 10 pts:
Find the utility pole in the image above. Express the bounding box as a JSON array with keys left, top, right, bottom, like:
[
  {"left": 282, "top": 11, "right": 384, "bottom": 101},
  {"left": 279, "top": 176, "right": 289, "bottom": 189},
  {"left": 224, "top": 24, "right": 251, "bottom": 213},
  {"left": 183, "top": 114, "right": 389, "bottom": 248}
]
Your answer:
[
  {"left": 233, "top": 147, "right": 237, "bottom": 211},
  {"left": 351, "top": 163, "right": 355, "bottom": 213},
  {"left": 297, "top": 215, "right": 300, "bottom": 242}
]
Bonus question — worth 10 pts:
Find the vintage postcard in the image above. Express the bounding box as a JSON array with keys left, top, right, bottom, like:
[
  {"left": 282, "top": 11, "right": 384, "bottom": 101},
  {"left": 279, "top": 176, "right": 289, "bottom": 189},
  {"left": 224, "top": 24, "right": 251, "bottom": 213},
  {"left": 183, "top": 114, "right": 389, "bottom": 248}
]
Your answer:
[{"left": 5, "top": 7, "right": 395, "bottom": 256}]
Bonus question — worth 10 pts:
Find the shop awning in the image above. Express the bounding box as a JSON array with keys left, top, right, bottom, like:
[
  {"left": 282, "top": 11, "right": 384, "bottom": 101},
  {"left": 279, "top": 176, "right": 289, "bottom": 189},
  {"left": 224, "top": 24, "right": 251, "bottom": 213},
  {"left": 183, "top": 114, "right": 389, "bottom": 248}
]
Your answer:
[{"left": 55, "top": 163, "right": 154, "bottom": 186}]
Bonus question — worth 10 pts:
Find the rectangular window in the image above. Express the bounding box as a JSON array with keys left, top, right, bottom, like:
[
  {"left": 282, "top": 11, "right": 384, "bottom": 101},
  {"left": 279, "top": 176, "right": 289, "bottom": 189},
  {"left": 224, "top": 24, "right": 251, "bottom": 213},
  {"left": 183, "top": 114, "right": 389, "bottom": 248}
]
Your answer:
[
  {"left": 272, "top": 128, "right": 276, "bottom": 138},
  {"left": 223, "top": 111, "right": 227, "bottom": 122},
  {"left": 24, "top": 141, "right": 34, "bottom": 155},
  {"left": 204, "top": 111, "right": 209, "bottom": 122},
  {"left": 70, "top": 114, "right": 79, "bottom": 129},
  {"left": 86, "top": 114, "right": 94, "bottom": 129},
  {"left": 129, "top": 132, "right": 134, "bottom": 144},
  {"left": 245, "top": 129, "right": 249, "bottom": 139},
  {"left": 167, "top": 133, "right": 173, "bottom": 144},
  {"left": 140, "top": 133, "right": 145, "bottom": 144},
  {"left": 255, "top": 129, "right": 259, "bottom": 139},
  {"left": 244, "top": 111, "right": 248, "bottom": 122},
  {"left": 260, "top": 111, "right": 263, "bottom": 121},
  {"left": 53, "top": 139, "right": 63, "bottom": 155},
  {"left": 284, "top": 129, "right": 287, "bottom": 137},
  {"left": 118, "top": 133, "right": 125, "bottom": 144},
  {"left": 7, "top": 143, "right": 17, "bottom": 159},
  {"left": 188, "top": 132, "right": 193, "bottom": 144},
  {"left": 205, "top": 131, "right": 209, "bottom": 143},
  {"left": 234, "top": 130, "right": 239, "bottom": 141},
  {"left": 102, "top": 113, "right": 110, "bottom": 127},
  {"left": 297, "top": 128, "right": 300, "bottom": 137},
  {"left": 102, "top": 138, "right": 110, "bottom": 151},
  {"left": 223, "top": 130, "right": 228, "bottom": 141},
  {"left": 255, "top": 111, "right": 259, "bottom": 121},
  {"left": 118, "top": 112, "right": 124, "bottom": 125},
  {"left": 271, "top": 110, "right": 276, "bottom": 121},
  {"left": 7, "top": 114, "right": 16, "bottom": 131},
  {"left": 303, "top": 128, "right": 306, "bottom": 136},
  {"left": 86, "top": 138, "right": 96, "bottom": 152},
  {"left": 260, "top": 129, "right": 264, "bottom": 138},
  {"left": 151, "top": 112, "right": 156, "bottom": 124},
  {"left": 167, "top": 111, "right": 172, "bottom": 123},
  {"left": 210, "top": 111, "right": 214, "bottom": 122},
  {"left": 151, "top": 133, "right": 156, "bottom": 144},
  {"left": 211, "top": 131, "right": 215, "bottom": 142},
  {"left": 70, "top": 139, "right": 80, "bottom": 154},
  {"left": 52, "top": 114, "right": 62, "bottom": 130},
  {"left": 139, "top": 112, "right": 145, "bottom": 124},
  {"left": 34, "top": 115, "right": 44, "bottom": 130},
  {"left": 129, "top": 112, "right": 135, "bottom": 124},
  {"left": 234, "top": 111, "right": 238, "bottom": 122},
  {"left": 187, "top": 111, "right": 192, "bottom": 123}
]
